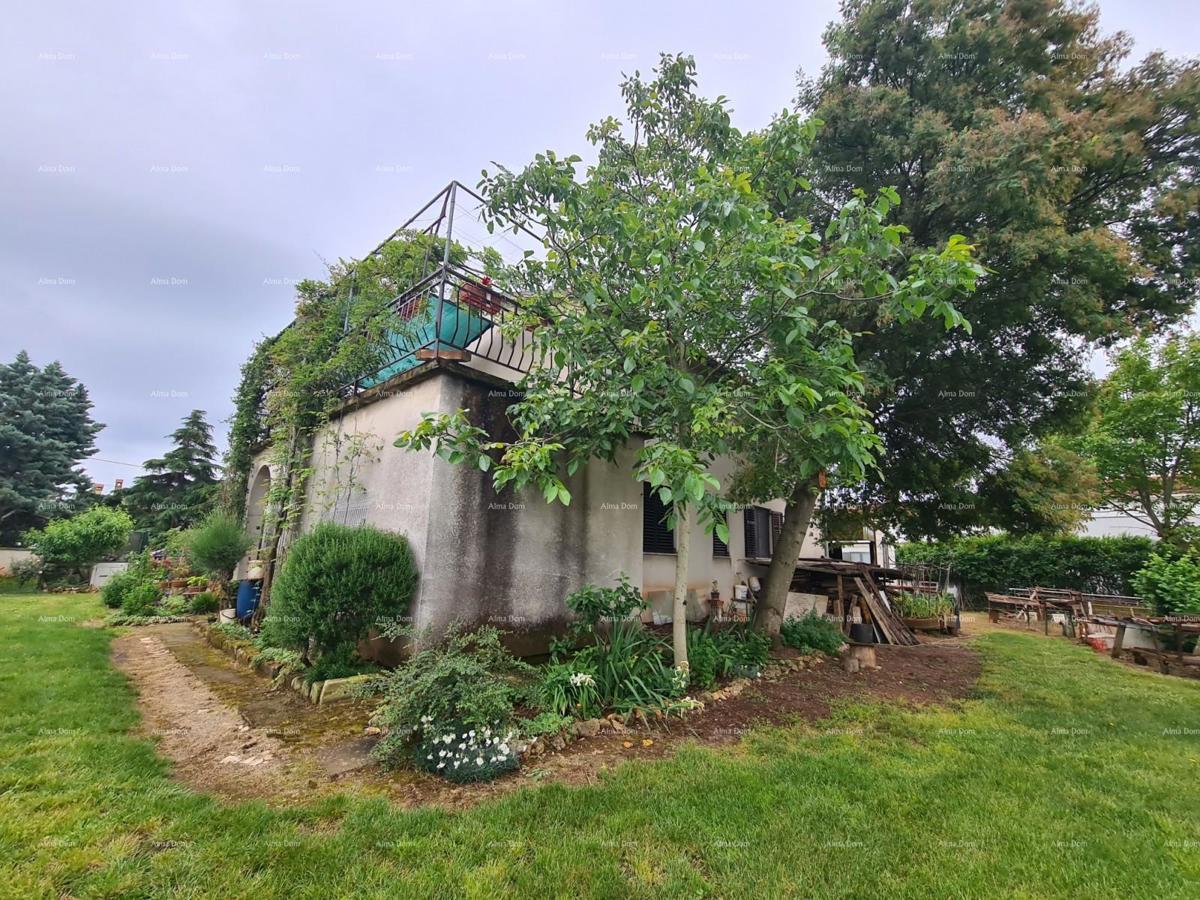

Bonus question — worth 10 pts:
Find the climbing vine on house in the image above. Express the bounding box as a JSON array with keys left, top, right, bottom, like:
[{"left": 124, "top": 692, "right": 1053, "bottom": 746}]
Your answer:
[{"left": 222, "top": 231, "right": 488, "bottom": 607}]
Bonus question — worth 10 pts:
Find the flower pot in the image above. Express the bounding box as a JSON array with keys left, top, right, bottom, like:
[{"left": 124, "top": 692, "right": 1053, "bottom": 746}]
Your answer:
[
  {"left": 849, "top": 623, "right": 876, "bottom": 644},
  {"left": 219, "top": 609, "right": 237, "bottom": 624}
]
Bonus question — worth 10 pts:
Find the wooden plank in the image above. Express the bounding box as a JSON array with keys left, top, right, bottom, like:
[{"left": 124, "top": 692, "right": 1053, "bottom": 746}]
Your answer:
[
  {"left": 854, "top": 575, "right": 919, "bottom": 646},
  {"left": 1111, "top": 623, "right": 1126, "bottom": 659}
]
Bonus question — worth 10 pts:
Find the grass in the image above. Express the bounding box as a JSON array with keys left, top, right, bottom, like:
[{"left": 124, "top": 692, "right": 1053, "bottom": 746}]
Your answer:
[{"left": 2, "top": 593, "right": 1199, "bottom": 898}]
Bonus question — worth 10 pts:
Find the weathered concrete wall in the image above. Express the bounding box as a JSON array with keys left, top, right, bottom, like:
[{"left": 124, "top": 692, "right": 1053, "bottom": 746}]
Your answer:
[
  {"left": 412, "top": 373, "right": 642, "bottom": 654},
  {"left": 0, "top": 548, "right": 36, "bottom": 576}
]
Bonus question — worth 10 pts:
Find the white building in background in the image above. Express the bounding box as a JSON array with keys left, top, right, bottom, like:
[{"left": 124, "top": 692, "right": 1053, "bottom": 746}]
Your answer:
[{"left": 1081, "top": 508, "right": 1160, "bottom": 540}]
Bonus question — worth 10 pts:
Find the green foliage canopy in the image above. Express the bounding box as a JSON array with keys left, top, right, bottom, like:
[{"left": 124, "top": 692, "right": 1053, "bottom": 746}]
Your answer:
[
  {"left": 1084, "top": 333, "right": 1200, "bottom": 541},
  {"left": 1132, "top": 552, "right": 1200, "bottom": 616},
  {"left": 23, "top": 506, "right": 133, "bottom": 582},
  {"left": 798, "top": 0, "right": 1200, "bottom": 537},
  {"left": 0, "top": 351, "right": 103, "bottom": 543}
]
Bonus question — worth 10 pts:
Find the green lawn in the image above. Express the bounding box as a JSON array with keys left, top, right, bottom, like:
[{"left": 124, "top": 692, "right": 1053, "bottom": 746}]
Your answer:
[{"left": 2, "top": 593, "right": 1198, "bottom": 899}]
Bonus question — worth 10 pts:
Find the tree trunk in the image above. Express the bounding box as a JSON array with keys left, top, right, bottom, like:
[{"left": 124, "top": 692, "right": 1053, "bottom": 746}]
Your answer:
[
  {"left": 672, "top": 503, "right": 692, "bottom": 670},
  {"left": 753, "top": 481, "right": 820, "bottom": 637}
]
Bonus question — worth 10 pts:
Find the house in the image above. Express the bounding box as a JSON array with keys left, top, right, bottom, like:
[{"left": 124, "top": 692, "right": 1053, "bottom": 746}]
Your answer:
[{"left": 239, "top": 182, "right": 892, "bottom": 655}]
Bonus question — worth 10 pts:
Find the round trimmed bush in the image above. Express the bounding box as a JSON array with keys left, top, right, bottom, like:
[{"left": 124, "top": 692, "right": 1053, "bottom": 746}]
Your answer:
[{"left": 261, "top": 523, "right": 418, "bottom": 658}]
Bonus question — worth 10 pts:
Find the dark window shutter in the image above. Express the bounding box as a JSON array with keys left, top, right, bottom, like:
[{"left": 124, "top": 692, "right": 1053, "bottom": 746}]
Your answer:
[
  {"left": 743, "top": 507, "right": 759, "bottom": 558},
  {"left": 642, "top": 482, "right": 675, "bottom": 554},
  {"left": 713, "top": 513, "right": 730, "bottom": 558},
  {"left": 770, "top": 511, "right": 784, "bottom": 557}
]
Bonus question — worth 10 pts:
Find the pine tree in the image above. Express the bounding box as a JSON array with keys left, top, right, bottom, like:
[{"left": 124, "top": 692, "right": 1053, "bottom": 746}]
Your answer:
[
  {"left": 0, "top": 351, "right": 103, "bottom": 543},
  {"left": 124, "top": 410, "right": 220, "bottom": 539}
]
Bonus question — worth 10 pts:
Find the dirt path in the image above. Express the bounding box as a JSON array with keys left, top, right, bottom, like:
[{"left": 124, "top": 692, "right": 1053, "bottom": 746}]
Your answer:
[
  {"left": 111, "top": 621, "right": 982, "bottom": 810},
  {"left": 111, "top": 624, "right": 380, "bottom": 803}
]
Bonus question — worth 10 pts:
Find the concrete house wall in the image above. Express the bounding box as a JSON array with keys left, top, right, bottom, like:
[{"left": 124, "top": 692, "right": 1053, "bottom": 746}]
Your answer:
[{"left": 243, "top": 359, "right": 892, "bottom": 656}]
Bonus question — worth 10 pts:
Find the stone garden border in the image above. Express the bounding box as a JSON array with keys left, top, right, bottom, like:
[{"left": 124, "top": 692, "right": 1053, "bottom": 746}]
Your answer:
[{"left": 194, "top": 620, "right": 373, "bottom": 705}]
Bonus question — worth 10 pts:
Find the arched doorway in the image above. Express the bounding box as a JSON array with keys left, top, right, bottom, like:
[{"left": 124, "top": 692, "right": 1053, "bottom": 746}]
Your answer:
[{"left": 245, "top": 465, "right": 272, "bottom": 553}]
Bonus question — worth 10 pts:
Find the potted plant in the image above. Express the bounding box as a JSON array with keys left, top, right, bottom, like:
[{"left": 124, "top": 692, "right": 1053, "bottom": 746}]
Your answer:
[{"left": 892, "top": 592, "right": 954, "bottom": 631}]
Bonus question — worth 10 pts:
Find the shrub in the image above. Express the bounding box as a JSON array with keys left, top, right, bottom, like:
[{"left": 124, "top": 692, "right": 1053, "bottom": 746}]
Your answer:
[
  {"left": 121, "top": 581, "right": 161, "bottom": 617},
  {"left": 371, "top": 624, "right": 532, "bottom": 780},
  {"left": 571, "top": 619, "right": 682, "bottom": 714},
  {"left": 713, "top": 626, "right": 770, "bottom": 677},
  {"left": 686, "top": 628, "right": 722, "bottom": 691},
  {"left": 22, "top": 506, "right": 133, "bottom": 583},
  {"left": 564, "top": 576, "right": 645, "bottom": 631},
  {"left": 190, "top": 592, "right": 219, "bottom": 613},
  {"left": 101, "top": 552, "right": 161, "bottom": 609},
  {"left": 897, "top": 534, "right": 1154, "bottom": 606},
  {"left": 186, "top": 513, "right": 251, "bottom": 581},
  {"left": 554, "top": 576, "right": 683, "bottom": 714},
  {"left": 517, "top": 711, "right": 574, "bottom": 739},
  {"left": 101, "top": 570, "right": 139, "bottom": 609},
  {"left": 261, "top": 523, "right": 418, "bottom": 659},
  {"left": 9, "top": 557, "right": 42, "bottom": 587},
  {"left": 780, "top": 611, "right": 844, "bottom": 655},
  {"left": 1132, "top": 553, "right": 1200, "bottom": 616},
  {"left": 160, "top": 595, "right": 190, "bottom": 616},
  {"left": 413, "top": 721, "right": 520, "bottom": 784},
  {"left": 688, "top": 625, "right": 771, "bottom": 689}
]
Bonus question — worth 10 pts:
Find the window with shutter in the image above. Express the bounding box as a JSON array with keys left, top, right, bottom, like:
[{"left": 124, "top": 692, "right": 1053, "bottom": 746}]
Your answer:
[
  {"left": 743, "top": 506, "right": 759, "bottom": 558},
  {"left": 642, "top": 481, "right": 675, "bottom": 554},
  {"left": 712, "top": 513, "right": 729, "bottom": 557},
  {"left": 743, "top": 506, "right": 774, "bottom": 559}
]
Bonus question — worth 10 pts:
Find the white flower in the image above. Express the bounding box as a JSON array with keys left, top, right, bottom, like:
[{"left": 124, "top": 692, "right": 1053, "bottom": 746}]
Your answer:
[
  {"left": 458, "top": 743, "right": 465, "bottom": 750},
  {"left": 499, "top": 743, "right": 510, "bottom": 754},
  {"left": 437, "top": 762, "right": 445, "bottom": 769},
  {"left": 569, "top": 672, "right": 596, "bottom": 688},
  {"left": 476, "top": 757, "right": 484, "bottom": 766}
]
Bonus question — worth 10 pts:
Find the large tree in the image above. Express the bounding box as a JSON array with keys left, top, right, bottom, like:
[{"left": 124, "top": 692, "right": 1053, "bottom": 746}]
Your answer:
[
  {"left": 0, "top": 350, "right": 103, "bottom": 543},
  {"left": 795, "top": 0, "right": 1200, "bottom": 538},
  {"left": 1084, "top": 332, "right": 1200, "bottom": 542},
  {"left": 124, "top": 409, "right": 220, "bottom": 539},
  {"left": 397, "top": 55, "right": 980, "bottom": 654}
]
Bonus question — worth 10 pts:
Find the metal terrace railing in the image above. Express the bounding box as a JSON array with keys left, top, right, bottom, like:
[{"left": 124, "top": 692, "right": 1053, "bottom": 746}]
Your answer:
[{"left": 343, "top": 180, "right": 545, "bottom": 396}]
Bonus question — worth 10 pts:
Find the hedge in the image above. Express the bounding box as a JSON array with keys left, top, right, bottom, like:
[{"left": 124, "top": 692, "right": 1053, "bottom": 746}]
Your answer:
[{"left": 896, "top": 534, "right": 1154, "bottom": 607}]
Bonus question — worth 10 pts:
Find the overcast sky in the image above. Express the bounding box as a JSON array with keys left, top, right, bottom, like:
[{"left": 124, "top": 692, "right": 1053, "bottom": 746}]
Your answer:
[{"left": 2, "top": 1, "right": 1198, "bottom": 491}]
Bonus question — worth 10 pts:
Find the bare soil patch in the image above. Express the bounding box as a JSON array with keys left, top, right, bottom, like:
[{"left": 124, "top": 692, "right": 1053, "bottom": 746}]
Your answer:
[{"left": 111, "top": 621, "right": 980, "bottom": 810}]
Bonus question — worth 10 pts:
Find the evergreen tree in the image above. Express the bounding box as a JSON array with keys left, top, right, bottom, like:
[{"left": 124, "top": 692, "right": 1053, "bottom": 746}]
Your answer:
[
  {"left": 794, "top": 0, "right": 1200, "bottom": 538},
  {"left": 0, "top": 350, "right": 103, "bottom": 543},
  {"left": 124, "top": 410, "right": 220, "bottom": 538}
]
